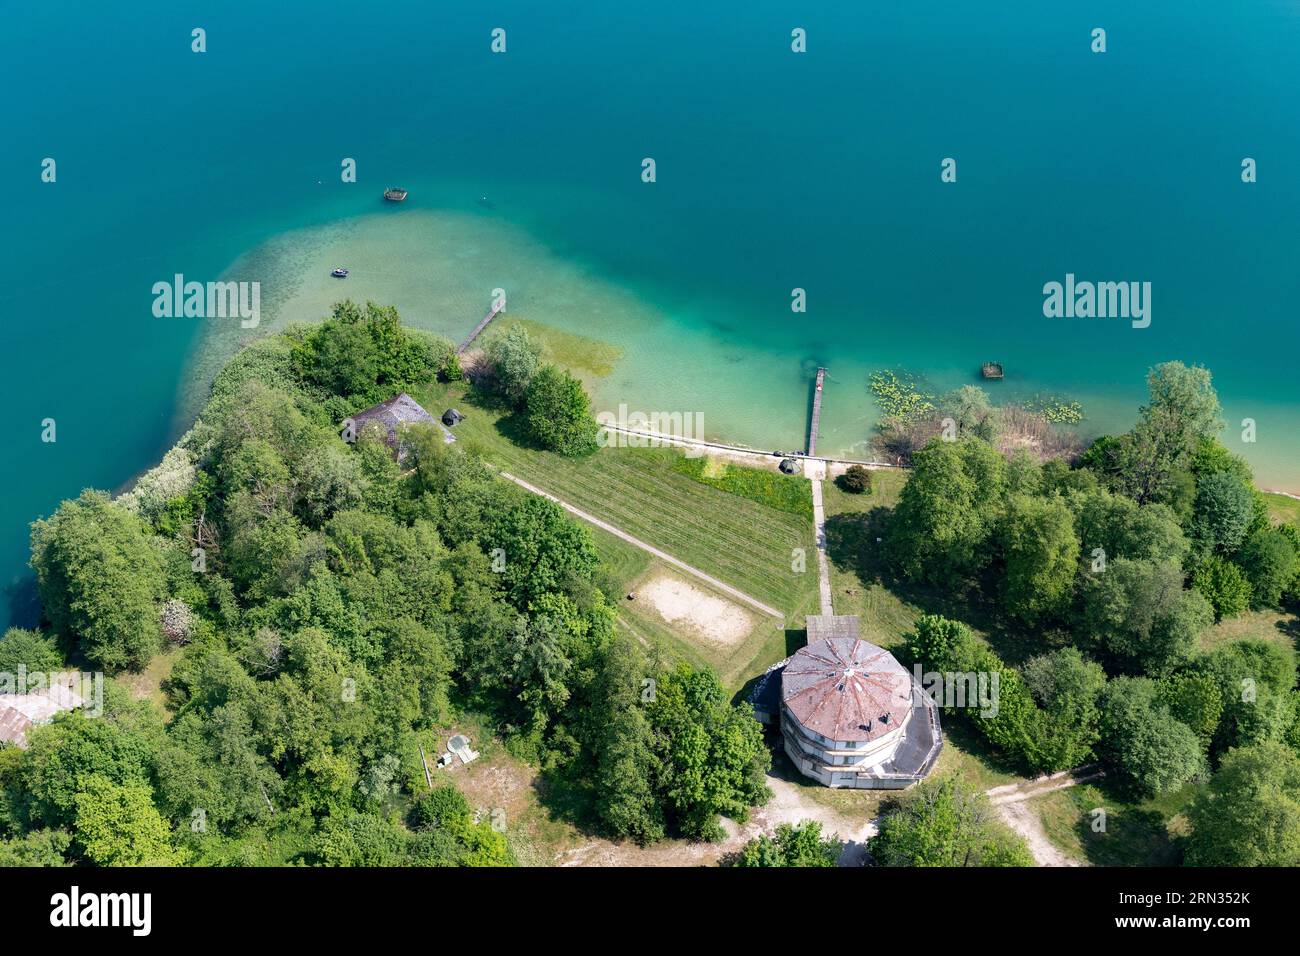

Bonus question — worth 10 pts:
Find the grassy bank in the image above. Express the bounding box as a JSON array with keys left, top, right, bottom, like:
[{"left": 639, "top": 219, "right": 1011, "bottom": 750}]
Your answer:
[{"left": 410, "top": 381, "right": 821, "bottom": 629}]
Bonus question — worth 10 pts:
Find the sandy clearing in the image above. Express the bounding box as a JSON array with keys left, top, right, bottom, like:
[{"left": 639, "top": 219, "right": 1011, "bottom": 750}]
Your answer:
[{"left": 636, "top": 572, "right": 756, "bottom": 648}]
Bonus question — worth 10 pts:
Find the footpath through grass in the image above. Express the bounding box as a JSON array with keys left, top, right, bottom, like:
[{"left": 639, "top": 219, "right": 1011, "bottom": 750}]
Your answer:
[{"left": 413, "top": 381, "right": 821, "bottom": 627}]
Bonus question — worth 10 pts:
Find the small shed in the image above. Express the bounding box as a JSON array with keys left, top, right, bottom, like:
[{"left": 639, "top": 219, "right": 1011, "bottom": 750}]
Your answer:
[
  {"left": 442, "top": 408, "right": 465, "bottom": 427},
  {"left": 779, "top": 457, "right": 801, "bottom": 475}
]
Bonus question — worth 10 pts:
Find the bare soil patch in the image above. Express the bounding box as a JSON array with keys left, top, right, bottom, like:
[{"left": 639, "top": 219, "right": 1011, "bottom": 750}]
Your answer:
[{"left": 635, "top": 572, "right": 757, "bottom": 648}]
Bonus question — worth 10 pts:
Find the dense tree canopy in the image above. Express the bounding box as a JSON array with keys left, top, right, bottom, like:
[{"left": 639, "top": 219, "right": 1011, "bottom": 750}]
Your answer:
[
  {"left": 29, "top": 491, "right": 166, "bottom": 671},
  {"left": 868, "top": 778, "right": 1032, "bottom": 867}
]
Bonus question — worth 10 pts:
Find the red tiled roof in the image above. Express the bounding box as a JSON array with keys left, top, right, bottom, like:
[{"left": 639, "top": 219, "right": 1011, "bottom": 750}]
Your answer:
[{"left": 781, "top": 637, "right": 914, "bottom": 743}]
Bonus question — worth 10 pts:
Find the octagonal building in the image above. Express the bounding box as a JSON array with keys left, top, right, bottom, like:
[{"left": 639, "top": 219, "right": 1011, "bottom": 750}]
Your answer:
[{"left": 757, "top": 615, "right": 942, "bottom": 789}]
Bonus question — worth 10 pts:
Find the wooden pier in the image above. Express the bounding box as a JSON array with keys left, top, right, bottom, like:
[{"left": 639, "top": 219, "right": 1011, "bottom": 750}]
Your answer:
[
  {"left": 807, "top": 367, "right": 826, "bottom": 456},
  {"left": 456, "top": 299, "right": 506, "bottom": 355}
]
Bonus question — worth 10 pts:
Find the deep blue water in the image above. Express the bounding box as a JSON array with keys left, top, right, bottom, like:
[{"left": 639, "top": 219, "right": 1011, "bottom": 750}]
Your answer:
[{"left": 3, "top": 1, "right": 1299, "bottom": 627}]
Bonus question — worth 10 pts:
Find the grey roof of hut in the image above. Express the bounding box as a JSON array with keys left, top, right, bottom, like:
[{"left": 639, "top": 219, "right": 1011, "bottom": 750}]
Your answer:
[
  {"left": 0, "top": 680, "right": 85, "bottom": 748},
  {"left": 782, "top": 634, "right": 914, "bottom": 743},
  {"left": 350, "top": 393, "right": 454, "bottom": 451}
]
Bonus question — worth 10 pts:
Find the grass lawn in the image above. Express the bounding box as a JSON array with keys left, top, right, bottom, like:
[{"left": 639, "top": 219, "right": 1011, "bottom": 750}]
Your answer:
[
  {"left": 1035, "top": 779, "right": 1196, "bottom": 866},
  {"left": 411, "top": 380, "right": 820, "bottom": 627},
  {"left": 820, "top": 471, "right": 925, "bottom": 649},
  {"left": 1197, "top": 607, "right": 1299, "bottom": 654},
  {"left": 114, "top": 644, "right": 182, "bottom": 714},
  {"left": 1263, "top": 491, "right": 1300, "bottom": 526}
]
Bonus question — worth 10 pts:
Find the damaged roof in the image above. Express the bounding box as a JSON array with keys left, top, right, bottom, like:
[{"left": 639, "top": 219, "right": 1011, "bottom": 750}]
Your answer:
[{"left": 781, "top": 636, "right": 914, "bottom": 743}]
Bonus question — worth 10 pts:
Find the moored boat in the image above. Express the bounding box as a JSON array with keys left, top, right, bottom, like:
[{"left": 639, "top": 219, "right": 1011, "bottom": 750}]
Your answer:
[
  {"left": 331, "top": 268, "right": 349, "bottom": 278},
  {"left": 383, "top": 187, "right": 408, "bottom": 202}
]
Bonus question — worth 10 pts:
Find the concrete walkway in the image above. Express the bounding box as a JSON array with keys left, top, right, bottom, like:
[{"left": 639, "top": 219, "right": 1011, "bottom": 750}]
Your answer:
[
  {"left": 809, "top": 479, "right": 834, "bottom": 616},
  {"left": 498, "top": 471, "right": 784, "bottom": 620},
  {"left": 598, "top": 423, "right": 900, "bottom": 470}
]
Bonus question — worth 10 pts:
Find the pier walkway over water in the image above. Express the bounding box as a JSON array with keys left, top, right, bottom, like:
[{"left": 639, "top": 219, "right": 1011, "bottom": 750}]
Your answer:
[
  {"left": 457, "top": 299, "right": 506, "bottom": 355},
  {"left": 808, "top": 367, "right": 826, "bottom": 457}
]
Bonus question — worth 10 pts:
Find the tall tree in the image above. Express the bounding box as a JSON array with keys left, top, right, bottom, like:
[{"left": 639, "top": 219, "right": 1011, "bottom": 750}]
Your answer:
[
  {"left": 29, "top": 490, "right": 166, "bottom": 671},
  {"left": 1185, "top": 742, "right": 1300, "bottom": 866}
]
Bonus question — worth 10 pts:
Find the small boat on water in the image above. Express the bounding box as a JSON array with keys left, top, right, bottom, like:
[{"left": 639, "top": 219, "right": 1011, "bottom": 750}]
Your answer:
[
  {"left": 331, "top": 268, "right": 349, "bottom": 278},
  {"left": 981, "top": 362, "right": 1005, "bottom": 380},
  {"left": 383, "top": 187, "right": 408, "bottom": 202}
]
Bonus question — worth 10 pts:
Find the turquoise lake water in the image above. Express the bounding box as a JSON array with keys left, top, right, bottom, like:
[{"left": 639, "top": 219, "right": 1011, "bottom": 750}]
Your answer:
[{"left": 3, "top": 1, "right": 1300, "bottom": 627}]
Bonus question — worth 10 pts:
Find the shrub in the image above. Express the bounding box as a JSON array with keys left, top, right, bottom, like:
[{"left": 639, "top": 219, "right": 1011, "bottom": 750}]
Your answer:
[
  {"left": 838, "top": 465, "right": 873, "bottom": 494},
  {"left": 1192, "top": 555, "right": 1252, "bottom": 620}
]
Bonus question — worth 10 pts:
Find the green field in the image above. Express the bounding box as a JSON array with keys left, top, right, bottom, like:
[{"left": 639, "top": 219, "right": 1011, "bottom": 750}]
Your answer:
[
  {"left": 820, "top": 470, "right": 927, "bottom": 649},
  {"left": 411, "top": 380, "right": 821, "bottom": 628},
  {"left": 1264, "top": 490, "right": 1300, "bottom": 526}
]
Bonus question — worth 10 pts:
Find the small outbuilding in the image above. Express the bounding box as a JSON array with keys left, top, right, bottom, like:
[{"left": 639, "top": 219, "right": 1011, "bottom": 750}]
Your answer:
[
  {"left": 344, "top": 392, "right": 454, "bottom": 462},
  {"left": 0, "top": 677, "right": 86, "bottom": 748},
  {"left": 778, "top": 457, "right": 801, "bottom": 475},
  {"left": 441, "top": 408, "right": 465, "bottom": 427}
]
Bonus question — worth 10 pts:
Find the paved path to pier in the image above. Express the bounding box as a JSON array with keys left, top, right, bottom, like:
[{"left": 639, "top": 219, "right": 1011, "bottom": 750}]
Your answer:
[
  {"left": 810, "top": 478, "right": 834, "bottom": 616},
  {"left": 499, "top": 471, "right": 784, "bottom": 619}
]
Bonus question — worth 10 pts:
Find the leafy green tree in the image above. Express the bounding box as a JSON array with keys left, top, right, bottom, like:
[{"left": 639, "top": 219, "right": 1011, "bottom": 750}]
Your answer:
[
  {"left": 291, "top": 300, "right": 442, "bottom": 402},
  {"left": 942, "top": 385, "right": 1000, "bottom": 442},
  {"left": 522, "top": 364, "right": 599, "bottom": 456},
  {"left": 1237, "top": 527, "right": 1299, "bottom": 608},
  {"left": 73, "top": 774, "right": 182, "bottom": 866},
  {"left": 29, "top": 490, "right": 166, "bottom": 671},
  {"left": 998, "top": 494, "right": 1079, "bottom": 624},
  {"left": 1156, "top": 672, "right": 1223, "bottom": 746},
  {"left": 1022, "top": 649, "right": 1107, "bottom": 768},
  {"left": 1115, "top": 362, "right": 1223, "bottom": 504},
  {"left": 1078, "top": 558, "right": 1210, "bottom": 675},
  {"left": 480, "top": 494, "right": 599, "bottom": 608},
  {"left": 868, "top": 778, "right": 1032, "bottom": 867},
  {"left": 411, "top": 785, "right": 471, "bottom": 830},
  {"left": 1185, "top": 742, "right": 1300, "bottom": 866},
  {"left": 312, "top": 811, "right": 412, "bottom": 866},
  {"left": 0, "top": 829, "right": 71, "bottom": 867},
  {"left": 1191, "top": 471, "right": 1255, "bottom": 556},
  {"left": 888, "top": 439, "right": 1007, "bottom": 583},
  {"left": 585, "top": 636, "right": 666, "bottom": 844},
  {"left": 646, "top": 664, "right": 770, "bottom": 841},
  {"left": 0, "top": 627, "right": 63, "bottom": 675},
  {"left": 1097, "top": 677, "right": 1205, "bottom": 796},
  {"left": 1067, "top": 487, "right": 1188, "bottom": 565},
  {"left": 1191, "top": 555, "right": 1251, "bottom": 620},
  {"left": 486, "top": 324, "right": 541, "bottom": 405},
  {"left": 1197, "top": 639, "right": 1298, "bottom": 752},
  {"left": 729, "top": 820, "right": 842, "bottom": 867},
  {"left": 902, "top": 614, "right": 978, "bottom": 672}
]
